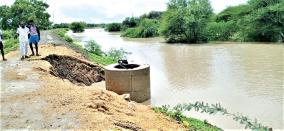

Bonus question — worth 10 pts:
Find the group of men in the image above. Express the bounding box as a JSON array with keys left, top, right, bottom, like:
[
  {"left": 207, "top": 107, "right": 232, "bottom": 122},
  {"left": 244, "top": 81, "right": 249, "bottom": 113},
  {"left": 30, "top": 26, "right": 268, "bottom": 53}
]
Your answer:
[{"left": 0, "top": 20, "right": 40, "bottom": 61}]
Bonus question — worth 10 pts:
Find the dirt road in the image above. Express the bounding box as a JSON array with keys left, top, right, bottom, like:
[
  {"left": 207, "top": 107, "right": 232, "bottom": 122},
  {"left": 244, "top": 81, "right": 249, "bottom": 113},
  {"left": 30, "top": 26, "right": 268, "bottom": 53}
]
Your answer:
[{"left": 0, "top": 31, "right": 185, "bottom": 130}]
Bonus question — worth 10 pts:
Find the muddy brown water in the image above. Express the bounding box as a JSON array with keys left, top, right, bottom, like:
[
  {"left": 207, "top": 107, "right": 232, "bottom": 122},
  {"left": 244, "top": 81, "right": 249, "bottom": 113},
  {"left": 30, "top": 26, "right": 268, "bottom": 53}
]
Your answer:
[{"left": 67, "top": 28, "right": 284, "bottom": 129}]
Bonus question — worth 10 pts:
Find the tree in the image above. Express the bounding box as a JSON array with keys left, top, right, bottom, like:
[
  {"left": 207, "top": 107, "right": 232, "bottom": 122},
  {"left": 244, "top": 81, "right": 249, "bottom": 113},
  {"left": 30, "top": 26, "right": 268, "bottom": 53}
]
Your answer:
[
  {"left": 122, "top": 17, "right": 140, "bottom": 28},
  {"left": 235, "top": 0, "right": 284, "bottom": 42},
  {"left": 140, "top": 11, "right": 164, "bottom": 19},
  {"left": 206, "top": 21, "right": 236, "bottom": 41},
  {"left": 122, "top": 18, "right": 160, "bottom": 38},
  {"left": 105, "top": 23, "right": 122, "bottom": 32},
  {"left": 0, "top": 0, "right": 51, "bottom": 30},
  {"left": 216, "top": 5, "right": 251, "bottom": 22},
  {"left": 160, "top": 0, "right": 213, "bottom": 43},
  {"left": 70, "top": 22, "right": 86, "bottom": 33}
]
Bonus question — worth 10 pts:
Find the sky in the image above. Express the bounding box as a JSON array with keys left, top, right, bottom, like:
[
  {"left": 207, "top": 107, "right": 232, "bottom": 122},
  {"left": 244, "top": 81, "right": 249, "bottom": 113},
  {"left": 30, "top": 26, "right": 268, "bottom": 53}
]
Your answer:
[{"left": 0, "top": 0, "right": 248, "bottom": 23}]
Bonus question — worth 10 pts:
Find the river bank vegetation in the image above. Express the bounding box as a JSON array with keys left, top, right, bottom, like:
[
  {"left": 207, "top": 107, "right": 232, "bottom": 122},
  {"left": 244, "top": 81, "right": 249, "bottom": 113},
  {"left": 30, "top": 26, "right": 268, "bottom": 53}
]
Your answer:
[
  {"left": 69, "top": 22, "right": 86, "bottom": 33},
  {"left": 105, "top": 0, "right": 284, "bottom": 43},
  {"left": 154, "top": 102, "right": 270, "bottom": 130},
  {"left": 52, "top": 28, "right": 129, "bottom": 65}
]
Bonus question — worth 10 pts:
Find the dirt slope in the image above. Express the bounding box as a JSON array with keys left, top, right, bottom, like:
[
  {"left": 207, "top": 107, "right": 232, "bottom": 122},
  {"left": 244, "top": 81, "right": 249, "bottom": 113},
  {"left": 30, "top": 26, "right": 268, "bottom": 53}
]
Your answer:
[{"left": 1, "top": 43, "right": 185, "bottom": 130}]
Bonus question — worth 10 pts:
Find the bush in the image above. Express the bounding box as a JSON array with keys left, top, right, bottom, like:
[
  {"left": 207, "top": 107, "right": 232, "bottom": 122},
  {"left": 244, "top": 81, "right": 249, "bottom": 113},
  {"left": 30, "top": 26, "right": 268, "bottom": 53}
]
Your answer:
[
  {"left": 53, "top": 23, "right": 70, "bottom": 29},
  {"left": 106, "top": 48, "right": 130, "bottom": 60},
  {"left": 63, "top": 35, "right": 73, "bottom": 43},
  {"left": 159, "top": 0, "right": 213, "bottom": 43},
  {"left": 3, "top": 30, "right": 15, "bottom": 39},
  {"left": 140, "top": 11, "right": 163, "bottom": 19},
  {"left": 122, "top": 17, "right": 140, "bottom": 28},
  {"left": 3, "top": 38, "right": 18, "bottom": 53},
  {"left": 206, "top": 21, "right": 237, "bottom": 41},
  {"left": 85, "top": 40, "right": 103, "bottom": 56},
  {"left": 121, "top": 19, "right": 159, "bottom": 38},
  {"left": 105, "top": 23, "right": 122, "bottom": 32},
  {"left": 70, "top": 22, "right": 86, "bottom": 33}
]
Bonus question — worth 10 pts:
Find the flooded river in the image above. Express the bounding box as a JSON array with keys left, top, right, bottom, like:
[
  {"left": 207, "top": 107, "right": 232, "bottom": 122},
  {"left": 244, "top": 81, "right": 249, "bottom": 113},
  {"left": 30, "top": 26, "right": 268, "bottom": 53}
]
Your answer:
[{"left": 68, "top": 28, "right": 284, "bottom": 129}]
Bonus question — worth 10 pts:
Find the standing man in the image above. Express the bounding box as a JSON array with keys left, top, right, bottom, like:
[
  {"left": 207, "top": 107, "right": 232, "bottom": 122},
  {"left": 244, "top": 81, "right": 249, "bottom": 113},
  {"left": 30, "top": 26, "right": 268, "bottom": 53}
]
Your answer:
[
  {"left": 17, "top": 22, "right": 30, "bottom": 60},
  {"left": 0, "top": 29, "right": 7, "bottom": 61},
  {"left": 28, "top": 20, "right": 40, "bottom": 56}
]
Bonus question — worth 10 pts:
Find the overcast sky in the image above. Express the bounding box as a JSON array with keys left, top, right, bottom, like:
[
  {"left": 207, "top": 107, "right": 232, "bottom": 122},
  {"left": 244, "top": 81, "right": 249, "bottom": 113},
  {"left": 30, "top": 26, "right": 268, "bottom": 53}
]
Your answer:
[{"left": 1, "top": 0, "right": 248, "bottom": 23}]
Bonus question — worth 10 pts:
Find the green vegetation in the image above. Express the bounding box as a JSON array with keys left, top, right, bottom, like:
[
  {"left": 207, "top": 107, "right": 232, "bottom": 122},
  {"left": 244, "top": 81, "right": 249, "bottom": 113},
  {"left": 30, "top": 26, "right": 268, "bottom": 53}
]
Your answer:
[
  {"left": 154, "top": 102, "right": 270, "bottom": 130},
  {"left": 105, "top": 48, "right": 130, "bottom": 61},
  {"left": 2, "top": 30, "right": 18, "bottom": 54},
  {"left": 85, "top": 40, "right": 103, "bottom": 56},
  {"left": 52, "top": 28, "right": 129, "bottom": 65},
  {"left": 140, "top": 11, "right": 163, "bottom": 19},
  {"left": 122, "top": 17, "right": 140, "bottom": 28},
  {"left": 3, "top": 38, "right": 18, "bottom": 54},
  {"left": 53, "top": 23, "right": 105, "bottom": 29},
  {"left": 109, "top": 0, "right": 283, "bottom": 43},
  {"left": 121, "top": 19, "right": 159, "bottom": 38},
  {"left": 206, "top": 21, "right": 236, "bottom": 41},
  {"left": 53, "top": 28, "right": 68, "bottom": 37},
  {"left": 0, "top": 0, "right": 51, "bottom": 30},
  {"left": 70, "top": 22, "right": 86, "bottom": 33},
  {"left": 105, "top": 23, "right": 122, "bottom": 32},
  {"left": 160, "top": 0, "right": 213, "bottom": 43},
  {"left": 0, "top": 0, "right": 51, "bottom": 55},
  {"left": 154, "top": 105, "right": 221, "bottom": 131}
]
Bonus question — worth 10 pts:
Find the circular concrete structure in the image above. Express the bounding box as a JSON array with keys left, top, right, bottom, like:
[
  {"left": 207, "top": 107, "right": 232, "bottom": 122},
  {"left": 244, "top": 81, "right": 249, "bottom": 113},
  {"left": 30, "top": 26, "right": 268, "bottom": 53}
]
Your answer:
[{"left": 105, "top": 63, "right": 150, "bottom": 102}]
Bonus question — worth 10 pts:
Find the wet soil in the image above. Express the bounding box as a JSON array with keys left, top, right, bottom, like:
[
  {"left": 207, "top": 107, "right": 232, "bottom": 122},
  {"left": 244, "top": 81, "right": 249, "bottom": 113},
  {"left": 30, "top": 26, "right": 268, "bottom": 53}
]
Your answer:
[{"left": 42, "top": 54, "right": 104, "bottom": 86}]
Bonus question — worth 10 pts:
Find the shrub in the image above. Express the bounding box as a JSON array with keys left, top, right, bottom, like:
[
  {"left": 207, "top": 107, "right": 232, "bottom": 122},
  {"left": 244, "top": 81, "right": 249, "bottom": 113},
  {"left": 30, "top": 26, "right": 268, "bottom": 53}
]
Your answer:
[
  {"left": 85, "top": 40, "right": 103, "bottom": 56},
  {"left": 159, "top": 0, "right": 213, "bottom": 43},
  {"left": 3, "top": 30, "right": 15, "bottom": 39},
  {"left": 121, "top": 19, "right": 159, "bottom": 38},
  {"left": 63, "top": 35, "right": 73, "bottom": 43},
  {"left": 3, "top": 38, "right": 18, "bottom": 53},
  {"left": 154, "top": 102, "right": 270, "bottom": 130},
  {"left": 53, "top": 23, "right": 70, "bottom": 29},
  {"left": 106, "top": 48, "right": 130, "bottom": 61},
  {"left": 206, "top": 21, "right": 237, "bottom": 41},
  {"left": 122, "top": 17, "right": 140, "bottom": 28},
  {"left": 105, "top": 23, "right": 122, "bottom": 32},
  {"left": 70, "top": 22, "right": 86, "bottom": 33}
]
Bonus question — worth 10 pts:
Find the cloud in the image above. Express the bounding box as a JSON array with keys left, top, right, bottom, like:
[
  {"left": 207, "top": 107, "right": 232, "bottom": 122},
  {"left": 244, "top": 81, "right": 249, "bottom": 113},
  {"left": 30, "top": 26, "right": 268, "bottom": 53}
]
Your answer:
[{"left": 1, "top": 0, "right": 248, "bottom": 23}]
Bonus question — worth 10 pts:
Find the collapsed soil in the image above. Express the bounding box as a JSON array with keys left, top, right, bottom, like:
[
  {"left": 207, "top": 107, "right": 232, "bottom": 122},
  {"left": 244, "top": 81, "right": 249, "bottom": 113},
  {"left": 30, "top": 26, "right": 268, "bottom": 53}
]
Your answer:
[
  {"left": 1, "top": 43, "right": 185, "bottom": 130},
  {"left": 42, "top": 54, "right": 104, "bottom": 86}
]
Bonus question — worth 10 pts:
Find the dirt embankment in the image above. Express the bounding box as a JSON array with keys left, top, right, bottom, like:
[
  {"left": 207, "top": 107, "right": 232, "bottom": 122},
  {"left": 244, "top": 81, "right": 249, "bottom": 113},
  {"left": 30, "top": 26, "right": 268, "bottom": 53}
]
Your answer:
[
  {"left": 1, "top": 44, "right": 185, "bottom": 130},
  {"left": 42, "top": 54, "right": 105, "bottom": 86}
]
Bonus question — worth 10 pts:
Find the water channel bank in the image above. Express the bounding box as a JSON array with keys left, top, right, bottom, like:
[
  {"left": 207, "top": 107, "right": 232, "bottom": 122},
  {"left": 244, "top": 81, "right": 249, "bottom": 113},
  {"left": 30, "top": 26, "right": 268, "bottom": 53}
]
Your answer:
[{"left": 67, "top": 28, "right": 284, "bottom": 129}]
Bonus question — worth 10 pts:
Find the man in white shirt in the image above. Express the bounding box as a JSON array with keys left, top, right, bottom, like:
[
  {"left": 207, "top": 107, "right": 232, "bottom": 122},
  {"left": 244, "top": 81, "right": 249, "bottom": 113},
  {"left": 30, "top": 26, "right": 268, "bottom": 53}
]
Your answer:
[
  {"left": 0, "top": 29, "right": 7, "bottom": 61},
  {"left": 16, "top": 22, "right": 30, "bottom": 60}
]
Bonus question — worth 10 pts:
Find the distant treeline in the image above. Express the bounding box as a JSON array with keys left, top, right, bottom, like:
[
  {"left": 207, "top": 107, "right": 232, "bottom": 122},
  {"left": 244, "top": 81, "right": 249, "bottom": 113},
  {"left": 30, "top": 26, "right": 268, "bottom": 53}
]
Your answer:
[
  {"left": 52, "top": 23, "right": 106, "bottom": 29},
  {"left": 105, "top": 0, "right": 284, "bottom": 43}
]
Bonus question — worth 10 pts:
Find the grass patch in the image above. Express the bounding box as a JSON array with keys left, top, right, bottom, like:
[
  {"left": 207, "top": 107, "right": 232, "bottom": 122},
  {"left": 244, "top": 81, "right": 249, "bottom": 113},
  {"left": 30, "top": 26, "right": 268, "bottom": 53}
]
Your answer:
[
  {"left": 154, "top": 102, "right": 270, "bottom": 130},
  {"left": 153, "top": 106, "right": 221, "bottom": 131},
  {"left": 87, "top": 52, "right": 115, "bottom": 65}
]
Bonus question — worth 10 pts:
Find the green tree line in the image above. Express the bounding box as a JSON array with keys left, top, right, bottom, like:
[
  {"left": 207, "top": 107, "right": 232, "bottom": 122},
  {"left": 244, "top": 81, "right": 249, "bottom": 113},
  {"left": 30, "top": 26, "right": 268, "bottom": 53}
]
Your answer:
[{"left": 105, "top": 0, "right": 284, "bottom": 43}]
